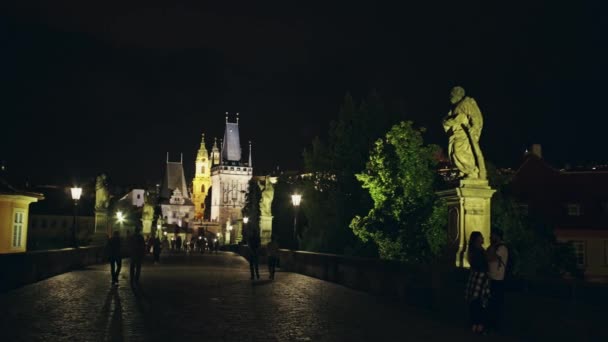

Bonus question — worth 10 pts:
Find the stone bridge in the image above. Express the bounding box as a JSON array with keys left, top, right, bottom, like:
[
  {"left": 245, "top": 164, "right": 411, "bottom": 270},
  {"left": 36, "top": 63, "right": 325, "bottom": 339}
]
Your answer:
[{"left": 0, "top": 252, "right": 506, "bottom": 342}]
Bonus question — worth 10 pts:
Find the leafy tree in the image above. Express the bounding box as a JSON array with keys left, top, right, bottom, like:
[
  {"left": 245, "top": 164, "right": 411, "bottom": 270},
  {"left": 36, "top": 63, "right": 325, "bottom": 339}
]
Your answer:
[
  {"left": 242, "top": 179, "right": 261, "bottom": 242},
  {"left": 350, "top": 121, "right": 447, "bottom": 262},
  {"left": 300, "top": 92, "right": 397, "bottom": 256}
]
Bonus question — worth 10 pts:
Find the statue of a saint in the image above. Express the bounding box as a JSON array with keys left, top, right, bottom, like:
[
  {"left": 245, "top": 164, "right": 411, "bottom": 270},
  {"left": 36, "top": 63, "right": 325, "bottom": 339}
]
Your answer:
[
  {"left": 258, "top": 176, "right": 277, "bottom": 217},
  {"left": 142, "top": 191, "right": 155, "bottom": 221},
  {"left": 95, "top": 174, "right": 111, "bottom": 210},
  {"left": 442, "top": 86, "right": 487, "bottom": 180}
]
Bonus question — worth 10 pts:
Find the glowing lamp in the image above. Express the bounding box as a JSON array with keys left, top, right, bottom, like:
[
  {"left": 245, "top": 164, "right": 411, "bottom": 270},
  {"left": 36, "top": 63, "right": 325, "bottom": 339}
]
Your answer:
[
  {"left": 70, "top": 187, "right": 82, "bottom": 201},
  {"left": 291, "top": 194, "right": 302, "bottom": 206}
]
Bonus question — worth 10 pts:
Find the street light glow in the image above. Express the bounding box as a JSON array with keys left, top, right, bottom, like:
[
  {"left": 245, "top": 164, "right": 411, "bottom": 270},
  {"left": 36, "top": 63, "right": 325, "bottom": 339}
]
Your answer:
[
  {"left": 291, "top": 194, "right": 302, "bottom": 206},
  {"left": 70, "top": 187, "right": 82, "bottom": 201},
  {"left": 116, "top": 211, "right": 125, "bottom": 223}
]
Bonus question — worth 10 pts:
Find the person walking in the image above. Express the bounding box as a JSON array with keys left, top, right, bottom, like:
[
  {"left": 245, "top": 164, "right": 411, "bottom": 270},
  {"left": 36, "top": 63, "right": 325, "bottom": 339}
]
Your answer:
[
  {"left": 266, "top": 236, "right": 279, "bottom": 280},
  {"left": 487, "top": 229, "right": 509, "bottom": 333},
  {"left": 248, "top": 231, "right": 261, "bottom": 280},
  {"left": 176, "top": 235, "right": 182, "bottom": 253},
  {"left": 129, "top": 227, "right": 146, "bottom": 287},
  {"left": 106, "top": 231, "right": 122, "bottom": 286},
  {"left": 153, "top": 235, "right": 162, "bottom": 263},
  {"left": 465, "top": 231, "right": 491, "bottom": 335}
]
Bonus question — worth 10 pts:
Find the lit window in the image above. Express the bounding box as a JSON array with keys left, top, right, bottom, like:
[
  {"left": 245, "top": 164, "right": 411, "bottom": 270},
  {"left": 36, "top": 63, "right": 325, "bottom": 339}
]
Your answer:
[
  {"left": 567, "top": 204, "right": 581, "bottom": 216},
  {"left": 12, "top": 210, "right": 25, "bottom": 248},
  {"left": 572, "top": 241, "right": 586, "bottom": 267}
]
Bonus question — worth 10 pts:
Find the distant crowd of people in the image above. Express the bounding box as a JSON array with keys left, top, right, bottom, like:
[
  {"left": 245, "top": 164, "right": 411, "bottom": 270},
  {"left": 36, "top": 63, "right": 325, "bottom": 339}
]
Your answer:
[{"left": 465, "top": 229, "right": 509, "bottom": 335}]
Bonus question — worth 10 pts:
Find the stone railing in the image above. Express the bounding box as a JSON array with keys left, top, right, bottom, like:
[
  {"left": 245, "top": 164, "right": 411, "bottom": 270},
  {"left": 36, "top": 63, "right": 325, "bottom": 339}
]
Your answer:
[
  {"left": 276, "top": 249, "right": 608, "bottom": 340},
  {"left": 0, "top": 246, "right": 106, "bottom": 292}
]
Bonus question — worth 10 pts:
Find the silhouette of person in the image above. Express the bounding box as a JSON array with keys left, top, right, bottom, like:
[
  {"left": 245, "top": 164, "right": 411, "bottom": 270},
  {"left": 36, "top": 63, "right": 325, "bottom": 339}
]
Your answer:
[
  {"left": 129, "top": 227, "right": 146, "bottom": 287},
  {"left": 106, "top": 231, "right": 122, "bottom": 286},
  {"left": 248, "top": 231, "right": 261, "bottom": 280}
]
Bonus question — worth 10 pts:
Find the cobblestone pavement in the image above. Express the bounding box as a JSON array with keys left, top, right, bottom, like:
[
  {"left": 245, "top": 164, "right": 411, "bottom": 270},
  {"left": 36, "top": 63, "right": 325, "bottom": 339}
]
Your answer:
[{"left": 0, "top": 252, "right": 510, "bottom": 342}]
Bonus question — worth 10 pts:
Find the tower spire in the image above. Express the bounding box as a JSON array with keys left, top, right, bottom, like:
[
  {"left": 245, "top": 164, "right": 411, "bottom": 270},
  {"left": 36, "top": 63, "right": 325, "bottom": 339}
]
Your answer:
[
  {"left": 236, "top": 112, "right": 240, "bottom": 124},
  {"left": 225, "top": 111, "right": 229, "bottom": 123},
  {"left": 248, "top": 140, "right": 252, "bottom": 167}
]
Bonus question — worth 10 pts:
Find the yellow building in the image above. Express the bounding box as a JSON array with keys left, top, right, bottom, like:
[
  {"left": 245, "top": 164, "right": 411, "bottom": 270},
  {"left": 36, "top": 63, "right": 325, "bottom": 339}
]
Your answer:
[
  {"left": 0, "top": 178, "right": 43, "bottom": 253},
  {"left": 192, "top": 133, "right": 212, "bottom": 220}
]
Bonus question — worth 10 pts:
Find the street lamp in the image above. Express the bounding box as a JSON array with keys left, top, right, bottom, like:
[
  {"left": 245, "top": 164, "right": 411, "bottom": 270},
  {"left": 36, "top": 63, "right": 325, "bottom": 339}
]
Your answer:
[
  {"left": 243, "top": 216, "right": 249, "bottom": 224},
  {"left": 291, "top": 193, "right": 302, "bottom": 249},
  {"left": 70, "top": 187, "right": 82, "bottom": 248},
  {"left": 116, "top": 211, "right": 125, "bottom": 230}
]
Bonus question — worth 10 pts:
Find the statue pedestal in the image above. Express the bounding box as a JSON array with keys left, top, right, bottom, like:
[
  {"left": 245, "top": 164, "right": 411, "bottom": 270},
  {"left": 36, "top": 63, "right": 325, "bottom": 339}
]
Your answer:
[
  {"left": 93, "top": 209, "right": 110, "bottom": 245},
  {"left": 142, "top": 219, "right": 152, "bottom": 235},
  {"left": 437, "top": 179, "right": 495, "bottom": 268},
  {"left": 260, "top": 215, "right": 273, "bottom": 245}
]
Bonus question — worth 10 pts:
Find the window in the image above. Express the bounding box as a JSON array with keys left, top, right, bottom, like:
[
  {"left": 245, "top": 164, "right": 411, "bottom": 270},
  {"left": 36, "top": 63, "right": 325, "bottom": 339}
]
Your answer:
[
  {"left": 185, "top": 213, "right": 189, "bottom": 218},
  {"left": 12, "top": 210, "right": 25, "bottom": 248},
  {"left": 567, "top": 204, "right": 581, "bottom": 216},
  {"left": 137, "top": 194, "right": 141, "bottom": 199},
  {"left": 572, "top": 241, "right": 586, "bottom": 267},
  {"left": 201, "top": 185, "right": 205, "bottom": 193}
]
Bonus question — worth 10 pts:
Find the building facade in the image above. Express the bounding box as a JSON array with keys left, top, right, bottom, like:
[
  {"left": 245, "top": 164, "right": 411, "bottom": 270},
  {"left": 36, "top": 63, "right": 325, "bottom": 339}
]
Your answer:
[
  {"left": 159, "top": 154, "right": 195, "bottom": 230},
  {"left": 210, "top": 115, "right": 253, "bottom": 243},
  {"left": 511, "top": 147, "right": 608, "bottom": 281},
  {"left": 0, "top": 178, "right": 43, "bottom": 253}
]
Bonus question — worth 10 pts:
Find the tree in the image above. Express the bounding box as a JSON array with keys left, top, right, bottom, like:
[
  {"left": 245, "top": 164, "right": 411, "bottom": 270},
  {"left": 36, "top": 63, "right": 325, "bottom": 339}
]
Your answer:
[
  {"left": 242, "top": 179, "right": 261, "bottom": 242},
  {"left": 350, "top": 121, "right": 447, "bottom": 262},
  {"left": 300, "top": 92, "right": 398, "bottom": 256}
]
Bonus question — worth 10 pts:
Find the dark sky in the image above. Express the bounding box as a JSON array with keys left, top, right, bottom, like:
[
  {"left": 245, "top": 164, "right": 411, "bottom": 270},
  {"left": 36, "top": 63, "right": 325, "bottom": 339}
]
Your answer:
[{"left": 2, "top": 1, "right": 606, "bottom": 186}]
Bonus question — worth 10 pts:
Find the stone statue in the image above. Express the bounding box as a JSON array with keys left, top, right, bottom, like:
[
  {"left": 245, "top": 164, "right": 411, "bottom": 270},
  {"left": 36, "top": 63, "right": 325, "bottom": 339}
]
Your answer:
[
  {"left": 142, "top": 192, "right": 155, "bottom": 221},
  {"left": 95, "top": 174, "right": 111, "bottom": 210},
  {"left": 258, "top": 176, "right": 277, "bottom": 217},
  {"left": 442, "top": 86, "right": 487, "bottom": 180}
]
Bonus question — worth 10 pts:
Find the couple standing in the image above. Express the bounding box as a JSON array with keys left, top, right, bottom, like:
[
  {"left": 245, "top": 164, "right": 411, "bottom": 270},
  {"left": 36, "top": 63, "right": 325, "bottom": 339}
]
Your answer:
[
  {"left": 247, "top": 233, "right": 279, "bottom": 281},
  {"left": 106, "top": 228, "right": 146, "bottom": 288},
  {"left": 465, "top": 229, "right": 509, "bottom": 335}
]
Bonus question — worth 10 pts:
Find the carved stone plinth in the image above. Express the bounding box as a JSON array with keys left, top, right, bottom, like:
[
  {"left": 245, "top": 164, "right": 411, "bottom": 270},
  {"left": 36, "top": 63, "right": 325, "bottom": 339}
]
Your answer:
[
  {"left": 437, "top": 179, "right": 495, "bottom": 268},
  {"left": 260, "top": 215, "right": 273, "bottom": 245}
]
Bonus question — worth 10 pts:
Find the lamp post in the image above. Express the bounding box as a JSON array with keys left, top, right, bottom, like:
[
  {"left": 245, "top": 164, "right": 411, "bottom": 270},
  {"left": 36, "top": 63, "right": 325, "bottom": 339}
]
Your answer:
[
  {"left": 291, "top": 194, "right": 302, "bottom": 249},
  {"left": 70, "top": 187, "right": 82, "bottom": 248}
]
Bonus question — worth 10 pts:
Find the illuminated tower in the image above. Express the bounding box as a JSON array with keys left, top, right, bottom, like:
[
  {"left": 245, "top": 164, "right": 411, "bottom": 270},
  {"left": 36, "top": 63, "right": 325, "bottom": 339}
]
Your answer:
[
  {"left": 210, "top": 113, "right": 253, "bottom": 242},
  {"left": 192, "top": 133, "right": 212, "bottom": 220}
]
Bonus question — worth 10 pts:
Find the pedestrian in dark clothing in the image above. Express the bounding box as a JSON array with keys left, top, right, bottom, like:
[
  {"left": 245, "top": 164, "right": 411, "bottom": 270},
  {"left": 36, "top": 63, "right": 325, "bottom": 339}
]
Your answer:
[
  {"left": 176, "top": 235, "right": 182, "bottom": 252},
  {"left": 129, "top": 228, "right": 146, "bottom": 287},
  {"left": 248, "top": 232, "right": 261, "bottom": 280},
  {"left": 266, "top": 237, "right": 279, "bottom": 280},
  {"left": 153, "top": 236, "right": 162, "bottom": 263},
  {"left": 487, "top": 229, "right": 509, "bottom": 333},
  {"left": 465, "top": 231, "right": 491, "bottom": 335},
  {"left": 106, "top": 231, "right": 122, "bottom": 286}
]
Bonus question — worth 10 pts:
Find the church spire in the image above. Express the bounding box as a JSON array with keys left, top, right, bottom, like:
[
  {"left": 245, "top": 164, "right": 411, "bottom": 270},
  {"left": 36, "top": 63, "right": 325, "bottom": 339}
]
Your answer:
[
  {"left": 197, "top": 133, "right": 208, "bottom": 159},
  {"left": 248, "top": 140, "right": 252, "bottom": 167}
]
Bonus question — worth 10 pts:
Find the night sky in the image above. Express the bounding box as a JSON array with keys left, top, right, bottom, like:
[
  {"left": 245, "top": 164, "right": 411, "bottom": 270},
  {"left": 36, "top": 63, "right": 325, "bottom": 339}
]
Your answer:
[{"left": 2, "top": 1, "right": 606, "bottom": 186}]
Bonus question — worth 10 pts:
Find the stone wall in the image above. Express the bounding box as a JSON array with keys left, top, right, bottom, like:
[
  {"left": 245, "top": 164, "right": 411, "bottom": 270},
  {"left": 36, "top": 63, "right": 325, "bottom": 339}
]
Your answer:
[{"left": 0, "top": 246, "right": 106, "bottom": 292}]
